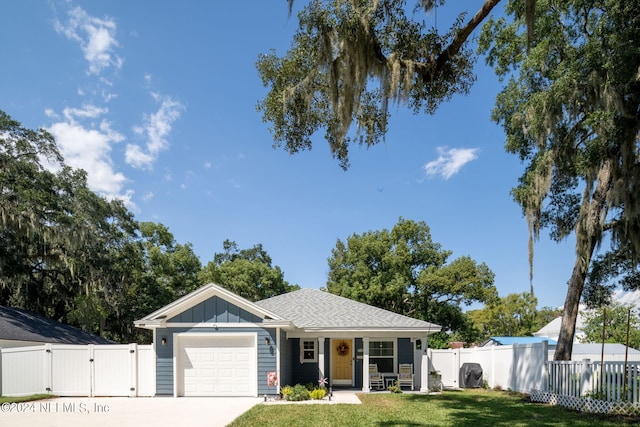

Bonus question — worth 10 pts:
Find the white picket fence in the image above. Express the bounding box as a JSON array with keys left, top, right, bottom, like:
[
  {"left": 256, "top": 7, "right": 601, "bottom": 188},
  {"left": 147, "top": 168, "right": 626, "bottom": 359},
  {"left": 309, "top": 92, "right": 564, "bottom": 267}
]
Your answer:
[
  {"left": 1, "top": 344, "right": 155, "bottom": 397},
  {"left": 546, "top": 360, "right": 640, "bottom": 402},
  {"left": 530, "top": 360, "right": 640, "bottom": 414}
]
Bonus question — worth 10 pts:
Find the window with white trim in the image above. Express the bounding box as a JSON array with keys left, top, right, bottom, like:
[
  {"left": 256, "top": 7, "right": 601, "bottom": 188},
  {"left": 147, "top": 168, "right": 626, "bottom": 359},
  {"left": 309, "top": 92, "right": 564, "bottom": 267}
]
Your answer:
[
  {"left": 300, "top": 339, "right": 317, "bottom": 363},
  {"left": 369, "top": 340, "right": 395, "bottom": 373}
]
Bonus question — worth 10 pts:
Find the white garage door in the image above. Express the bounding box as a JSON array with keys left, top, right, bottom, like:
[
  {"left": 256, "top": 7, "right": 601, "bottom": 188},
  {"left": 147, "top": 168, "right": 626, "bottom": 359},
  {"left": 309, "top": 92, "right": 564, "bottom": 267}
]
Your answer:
[{"left": 177, "top": 334, "right": 256, "bottom": 397}]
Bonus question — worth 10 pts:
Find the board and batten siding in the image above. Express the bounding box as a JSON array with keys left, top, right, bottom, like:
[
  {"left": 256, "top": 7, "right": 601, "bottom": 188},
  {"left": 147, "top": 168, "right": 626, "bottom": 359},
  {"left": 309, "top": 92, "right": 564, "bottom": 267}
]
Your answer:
[{"left": 167, "top": 295, "right": 262, "bottom": 324}]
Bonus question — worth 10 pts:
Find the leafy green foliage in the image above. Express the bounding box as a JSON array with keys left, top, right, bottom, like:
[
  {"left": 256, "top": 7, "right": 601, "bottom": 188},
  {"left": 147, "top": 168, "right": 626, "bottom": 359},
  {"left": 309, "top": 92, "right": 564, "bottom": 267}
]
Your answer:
[
  {"left": 327, "top": 217, "right": 497, "bottom": 345},
  {"left": 257, "top": 0, "right": 499, "bottom": 169},
  {"left": 479, "top": 0, "right": 640, "bottom": 359},
  {"left": 286, "top": 384, "right": 311, "bottom": 401},
  {"left": 580, "top": 303, "right": 640, "bottom": 350},
  {"left": 199, "top": 240, "right": 299, "bottom": 301},
  {"left": 469, "top": 292, "right": 540, "bottom": 339},
  {"left": 0, "top": 110, "right": 299, "bottom": 343},
  {"left": 309, "top": 387, "right": 327, "bottom": 400}
]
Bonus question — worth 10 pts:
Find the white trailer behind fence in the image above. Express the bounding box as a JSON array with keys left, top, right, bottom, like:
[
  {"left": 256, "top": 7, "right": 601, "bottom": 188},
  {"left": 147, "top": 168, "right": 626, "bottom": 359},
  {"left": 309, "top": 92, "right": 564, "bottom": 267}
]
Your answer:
[{"left": 1, "top": 344, "right": 155, "bottom": 397}]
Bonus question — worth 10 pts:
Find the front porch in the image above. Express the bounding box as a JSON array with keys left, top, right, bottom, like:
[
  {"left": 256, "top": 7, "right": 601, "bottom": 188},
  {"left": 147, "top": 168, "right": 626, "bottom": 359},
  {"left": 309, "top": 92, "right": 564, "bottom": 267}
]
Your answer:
[{"left": 280, "top": 335, "right": 433, "bottom": 392}]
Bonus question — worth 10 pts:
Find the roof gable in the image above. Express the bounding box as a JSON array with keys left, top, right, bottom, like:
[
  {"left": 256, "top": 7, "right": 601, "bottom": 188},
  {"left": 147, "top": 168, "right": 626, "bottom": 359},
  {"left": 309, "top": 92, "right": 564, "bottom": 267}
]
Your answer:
[
  {"left": 135, "top": 283, "right": 285, "bottom": 329},
  {"left": 255, "top": 288, "right": 441, "bottom": 332},
  {"left": 167, "top": 295, "right": 263, "bottom": 323},
  {"left": 0, "top": 305, "right": 113, "bottom": 345}
]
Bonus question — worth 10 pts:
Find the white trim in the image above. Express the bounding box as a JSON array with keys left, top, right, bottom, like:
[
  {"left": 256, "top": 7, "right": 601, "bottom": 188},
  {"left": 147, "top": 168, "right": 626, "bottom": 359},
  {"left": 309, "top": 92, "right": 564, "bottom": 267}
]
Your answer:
[
  {"left": 317, "top": 337, "right": 326, "bottom": 381},
  {"left": 276, "top": 328, "right": 281, "bottom": 394},
  {"left": 173, "top": 332, "right": 258, "bottom": 397},
  {"left": 163, "top": 321, "right": 293, "bottom": 329},
  {"left": 286, "top": 330, "right": 436, "bottom": 339},
  {"left": 362, "top": 337, "right": 370, "bottom": 392}
]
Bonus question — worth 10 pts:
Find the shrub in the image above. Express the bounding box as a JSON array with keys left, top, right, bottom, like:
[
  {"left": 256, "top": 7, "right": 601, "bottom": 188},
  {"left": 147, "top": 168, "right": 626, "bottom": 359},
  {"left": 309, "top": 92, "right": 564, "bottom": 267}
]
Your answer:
[
  {"left": 310, "top": 388, "right": 327, "bottom": 400},
  {"left": 387, "top": 382, "right": 403, "bottom": 393},
  {"left": 288, "top": 384, "right": 311, "bottom": 401},
  {"left": 281, "top": 385, "right": 293, "bottom": 399}
]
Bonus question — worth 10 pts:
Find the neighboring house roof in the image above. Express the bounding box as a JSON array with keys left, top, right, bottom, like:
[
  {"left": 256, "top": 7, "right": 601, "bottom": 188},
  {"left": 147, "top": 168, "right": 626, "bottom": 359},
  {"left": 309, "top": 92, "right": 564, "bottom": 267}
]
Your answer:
[
  {"left": 571, "top": 343, "right": 640, "bottom": 355},
  {"left": 484, "top": 336, "right": 557, "bottom": 346},
  {"left": 255, "top": 288, "right": 441, "bottom": 333},
  {"left": 533, "top": 312, "right": 586, "bottom": 343},
  {"left": 0, "top": 305, "right": 114, "bottom": 345}
]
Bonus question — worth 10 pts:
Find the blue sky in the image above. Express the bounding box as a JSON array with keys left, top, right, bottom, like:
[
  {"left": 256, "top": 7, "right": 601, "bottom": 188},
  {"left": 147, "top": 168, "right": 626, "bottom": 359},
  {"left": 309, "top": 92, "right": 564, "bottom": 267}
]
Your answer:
[{"left": 1, "top": 1, "right": 583, "bottom": 310}]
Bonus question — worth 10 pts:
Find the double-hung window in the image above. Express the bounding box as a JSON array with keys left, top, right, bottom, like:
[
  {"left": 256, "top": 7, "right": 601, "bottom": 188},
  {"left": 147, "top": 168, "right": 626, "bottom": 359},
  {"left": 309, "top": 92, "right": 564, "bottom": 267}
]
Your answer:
[
  {"left": 300, "top": 339, "right": 317, "bottom": 363},
  {"left": 369, "top": 340, "right": 395, "bottom": 373}
]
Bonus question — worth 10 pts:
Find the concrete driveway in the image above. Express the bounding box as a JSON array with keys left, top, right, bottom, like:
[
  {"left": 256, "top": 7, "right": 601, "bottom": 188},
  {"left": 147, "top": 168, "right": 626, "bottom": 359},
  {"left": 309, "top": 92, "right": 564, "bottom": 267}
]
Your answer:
[{"left": 0, "top": 396, "right": 263, "bottom": 427}]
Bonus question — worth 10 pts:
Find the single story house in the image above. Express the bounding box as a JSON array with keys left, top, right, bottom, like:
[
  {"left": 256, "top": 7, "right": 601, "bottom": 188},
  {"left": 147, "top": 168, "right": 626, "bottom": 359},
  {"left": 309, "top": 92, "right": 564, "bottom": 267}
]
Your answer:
[
  {"left": 134, "top": 283, "right": 441, "bottom": 397},
  {"left": 0, "top": 305, "right": 114, "bottom": 348}
]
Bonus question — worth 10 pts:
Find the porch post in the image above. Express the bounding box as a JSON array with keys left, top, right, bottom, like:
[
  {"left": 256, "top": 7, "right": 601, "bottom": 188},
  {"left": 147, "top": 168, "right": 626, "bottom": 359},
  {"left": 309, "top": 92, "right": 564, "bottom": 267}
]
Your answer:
[
  {"left": 420, "top": 335, "right": 430, "bottom": 392},
  {"left": 318, "top": 337, "right": 326, "bottom": 381},
  {"left": 362, "top": 337, "right": 370, "bottom": 392}
]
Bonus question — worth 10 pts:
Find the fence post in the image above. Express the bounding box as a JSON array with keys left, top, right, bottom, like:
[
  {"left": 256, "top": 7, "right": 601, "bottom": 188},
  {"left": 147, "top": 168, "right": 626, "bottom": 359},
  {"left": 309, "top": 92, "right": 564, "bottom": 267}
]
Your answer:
[
  {"left": 580, "top": 359, "right": 592, "bottom": 397},
  {"left": 541, "top": 341, "right": 548, "bottom": 392},
  {"left": 130, "top": 343, "right": 138, "bottom": 397},
  {"left": 44, "top": 344, "right": 52, "bottom": 394}
]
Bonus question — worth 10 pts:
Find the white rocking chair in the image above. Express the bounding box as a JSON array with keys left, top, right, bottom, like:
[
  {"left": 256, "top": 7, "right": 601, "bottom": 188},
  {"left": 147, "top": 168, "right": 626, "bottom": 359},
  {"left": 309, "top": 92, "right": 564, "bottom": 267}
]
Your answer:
[
  {"left": 369, "top": 364, "right": 384, "bottom": 390},
  {"left": 398, "top": 363, "right": 414, "bottom": 390}
]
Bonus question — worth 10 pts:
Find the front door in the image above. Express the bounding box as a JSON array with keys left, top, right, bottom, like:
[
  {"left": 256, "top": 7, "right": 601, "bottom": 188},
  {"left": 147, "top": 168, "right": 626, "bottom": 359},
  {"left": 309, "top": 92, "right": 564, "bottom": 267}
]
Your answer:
[{"left": 331, "top": 339, "right": 353, "bottom": 385}]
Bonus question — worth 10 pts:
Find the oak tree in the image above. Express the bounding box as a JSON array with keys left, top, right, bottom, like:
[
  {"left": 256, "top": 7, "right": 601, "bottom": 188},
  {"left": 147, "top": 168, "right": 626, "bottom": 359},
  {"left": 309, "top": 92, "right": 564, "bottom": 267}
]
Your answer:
[{"left": 480, "top": 0, "right": 640, "bottom": 359}]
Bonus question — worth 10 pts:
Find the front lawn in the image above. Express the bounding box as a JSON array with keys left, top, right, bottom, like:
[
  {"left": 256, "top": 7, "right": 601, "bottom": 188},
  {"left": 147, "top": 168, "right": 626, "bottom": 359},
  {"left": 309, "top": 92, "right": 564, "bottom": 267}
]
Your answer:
[
  {"left": 0, "top": 394, "right": 52, "bottom": 404},
  {"left": 229, "top": 389, "right": 638, "bottom": 427}
]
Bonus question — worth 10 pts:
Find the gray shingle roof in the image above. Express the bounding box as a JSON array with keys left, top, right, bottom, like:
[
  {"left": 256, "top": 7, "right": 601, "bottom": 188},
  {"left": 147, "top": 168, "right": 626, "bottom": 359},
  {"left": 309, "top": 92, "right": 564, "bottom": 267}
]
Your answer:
[
  {"left": 255, "top": 288, "right": 440, "bottom": 331},
  {"left": 0, "top": 305, "right": 114, "bottom": 345}
]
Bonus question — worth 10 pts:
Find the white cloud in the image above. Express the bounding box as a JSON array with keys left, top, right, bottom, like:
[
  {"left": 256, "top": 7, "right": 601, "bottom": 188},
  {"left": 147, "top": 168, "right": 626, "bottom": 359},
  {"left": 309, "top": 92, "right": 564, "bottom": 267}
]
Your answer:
[
  {"left": 55, "top": 5, "right": 123, "bottom": 75},
  {"left": 424, "top": 146, "right": 479, "bottom": 179},
  {"left": 125, "top": 95, "right": 184, "bottom": 169},
  {"left": 46, "top": 105, "right": 130, "bottom": 202},
  {"left": 62, "top": 104, "right": 107, "bottom": 121},
  {"left": 142, "top": 192, "right": 154, "bottom": 202}
]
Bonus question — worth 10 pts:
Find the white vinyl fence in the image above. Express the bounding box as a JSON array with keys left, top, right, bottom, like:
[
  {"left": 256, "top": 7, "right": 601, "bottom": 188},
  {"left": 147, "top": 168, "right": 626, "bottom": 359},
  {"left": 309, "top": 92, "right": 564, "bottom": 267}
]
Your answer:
[
  {"left": 428, "top": 342, "right": 548, "bottom": 393},
  {"left": 1, "top": 344, "right": 155, "bottom": 397}
]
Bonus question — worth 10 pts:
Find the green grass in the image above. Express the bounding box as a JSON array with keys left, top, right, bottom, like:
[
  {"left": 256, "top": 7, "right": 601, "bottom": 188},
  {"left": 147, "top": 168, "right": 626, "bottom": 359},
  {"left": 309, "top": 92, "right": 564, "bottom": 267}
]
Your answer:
[
  {"left": 0, "top": 394, "right": 53, "bottom": 404},
  {"left": 229, "top": 389, "right": 639, "bottom": 427}
]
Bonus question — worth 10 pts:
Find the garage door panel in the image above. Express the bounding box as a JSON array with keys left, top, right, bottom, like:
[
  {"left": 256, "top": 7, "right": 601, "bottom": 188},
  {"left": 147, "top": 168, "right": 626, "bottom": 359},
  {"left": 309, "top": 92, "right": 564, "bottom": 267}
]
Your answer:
[{"left": 178, "top": 335, "right": 256, "bottom": 397}]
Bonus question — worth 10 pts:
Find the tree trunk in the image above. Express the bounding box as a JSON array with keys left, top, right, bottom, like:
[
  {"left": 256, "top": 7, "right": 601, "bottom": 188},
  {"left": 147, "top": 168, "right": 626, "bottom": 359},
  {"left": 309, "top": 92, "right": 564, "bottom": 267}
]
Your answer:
[{"left": 554, "top": 160, "right": 613, "bottom": 360}]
